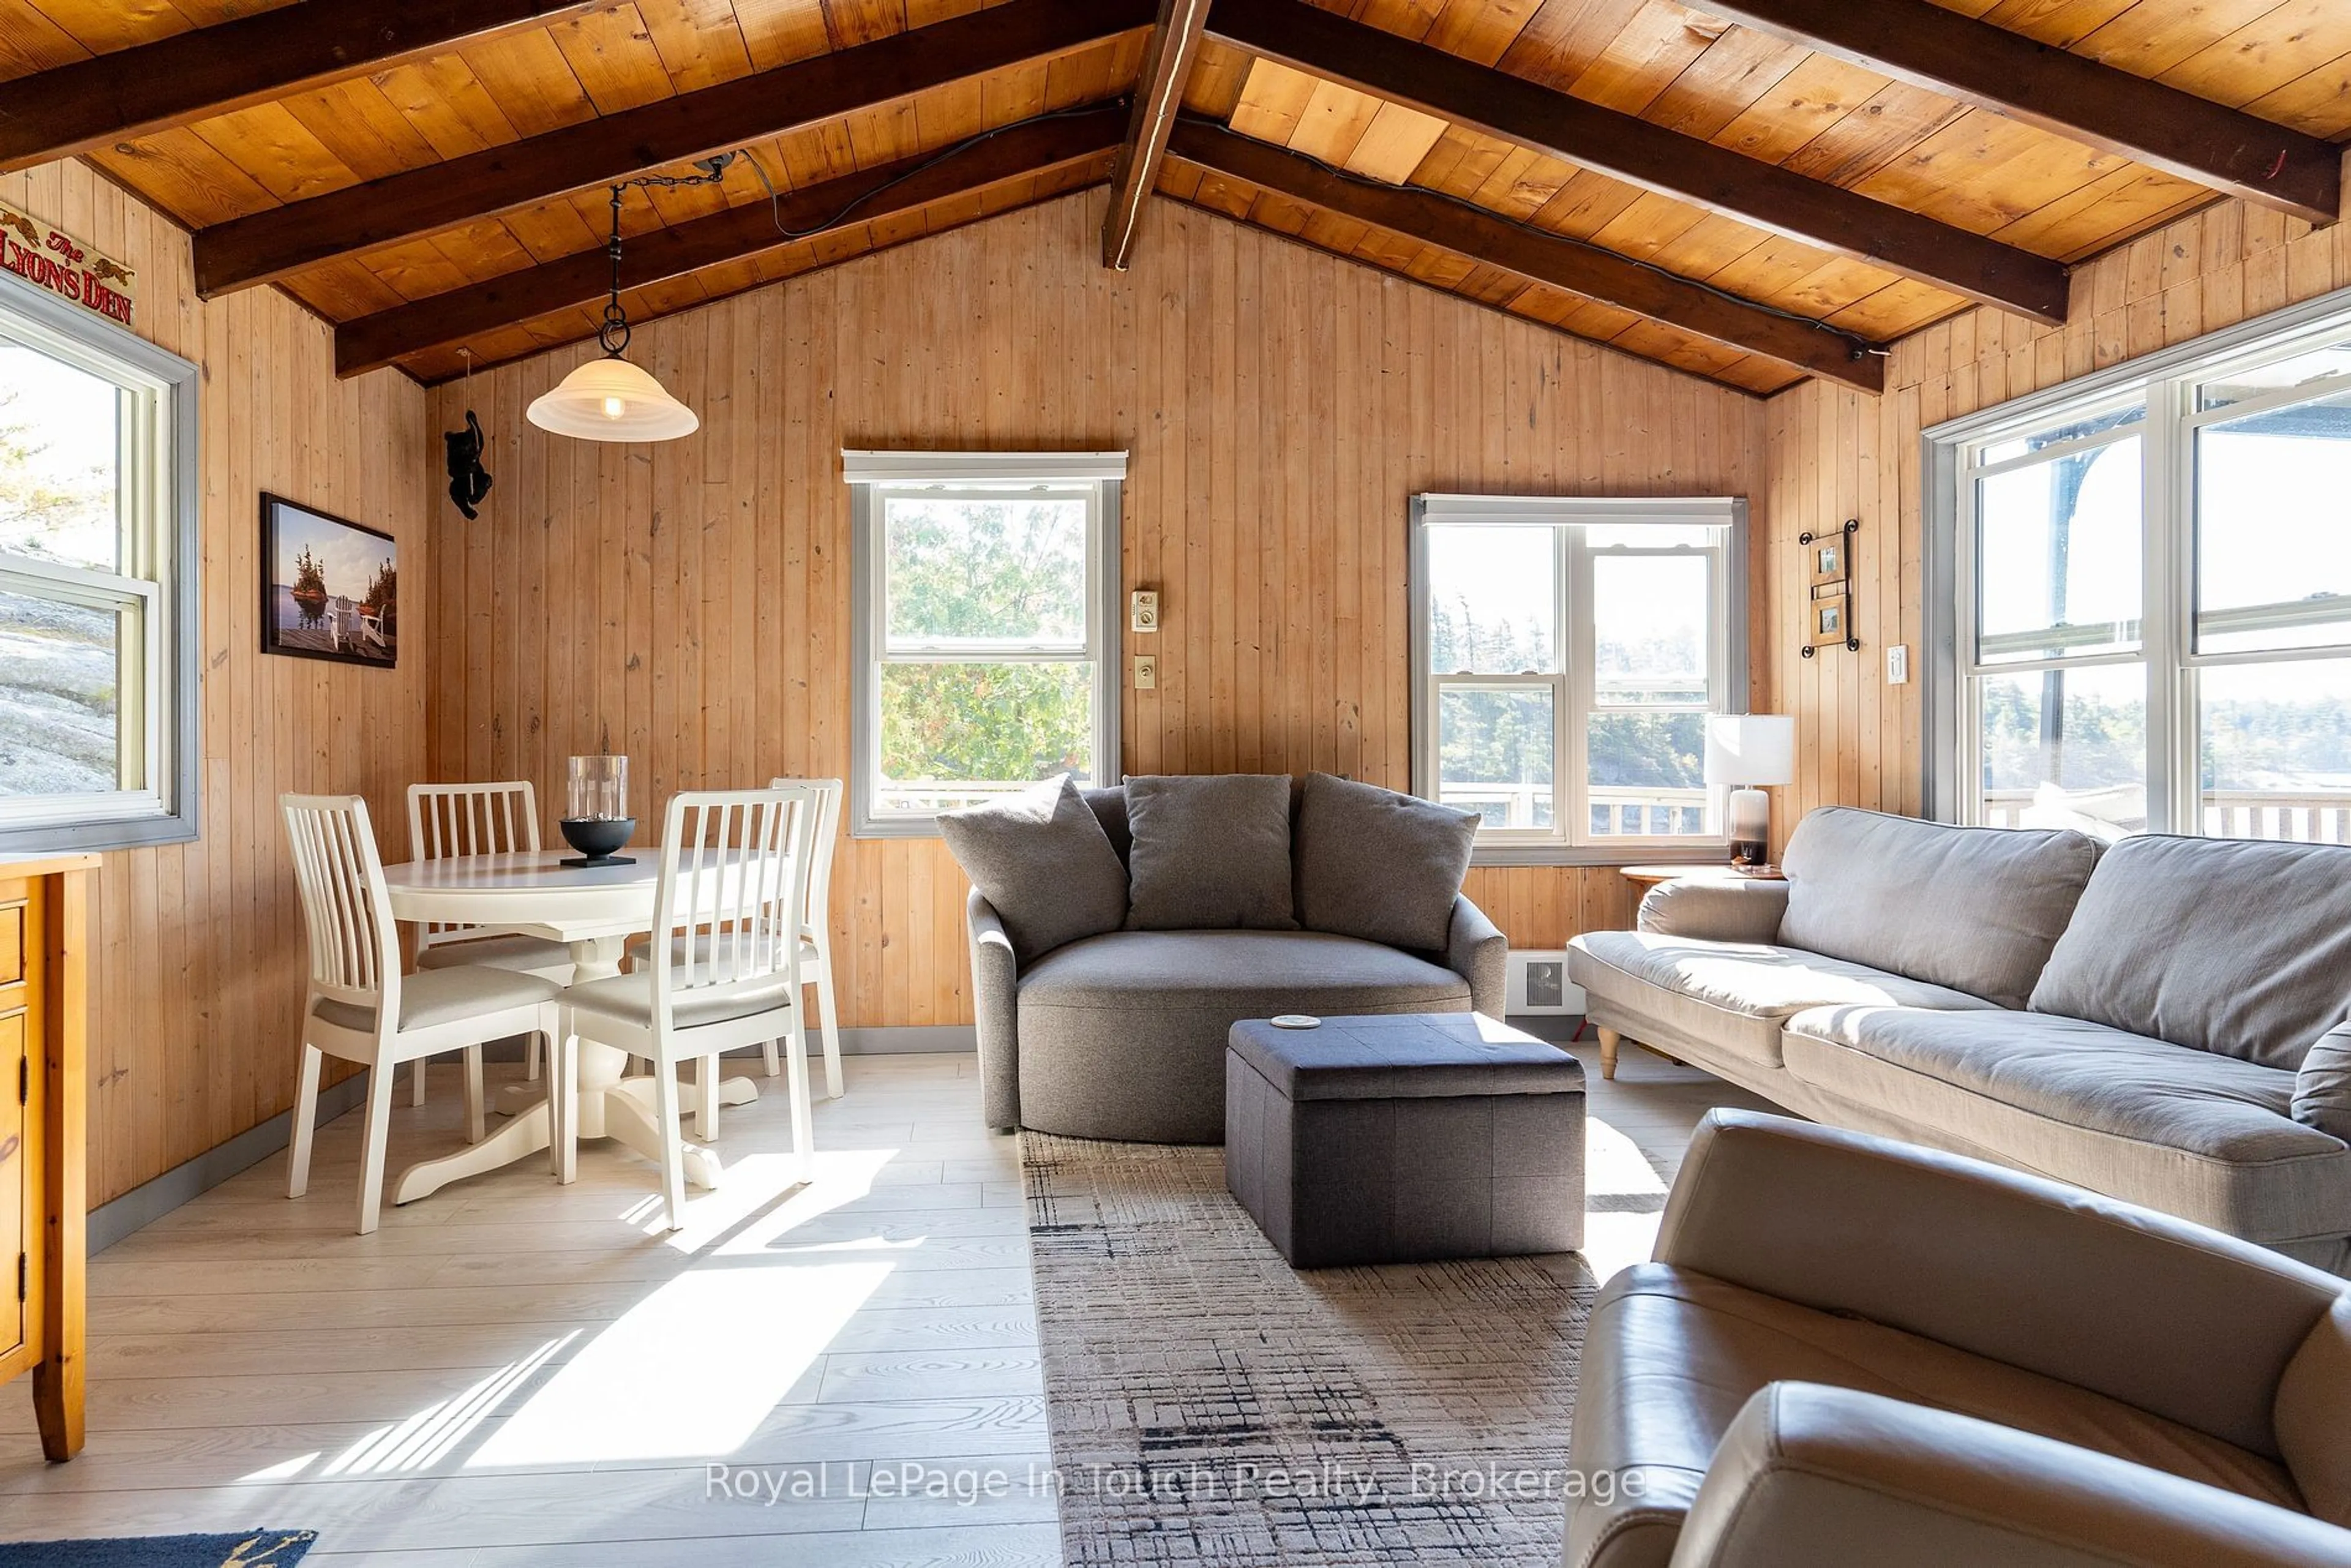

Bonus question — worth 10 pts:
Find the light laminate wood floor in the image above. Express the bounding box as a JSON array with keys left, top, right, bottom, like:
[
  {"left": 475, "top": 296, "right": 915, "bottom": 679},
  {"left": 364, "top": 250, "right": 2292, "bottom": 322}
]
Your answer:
[{"left": 0, "top": 1040, "right": 1769, "bottom": 1565}]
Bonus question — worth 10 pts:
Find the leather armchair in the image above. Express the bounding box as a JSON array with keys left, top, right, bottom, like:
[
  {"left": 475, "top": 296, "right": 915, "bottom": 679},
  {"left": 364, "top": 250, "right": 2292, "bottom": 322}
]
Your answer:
[{"left": 1564, "top": 1109, "right": 2351, "bottom": 1567}]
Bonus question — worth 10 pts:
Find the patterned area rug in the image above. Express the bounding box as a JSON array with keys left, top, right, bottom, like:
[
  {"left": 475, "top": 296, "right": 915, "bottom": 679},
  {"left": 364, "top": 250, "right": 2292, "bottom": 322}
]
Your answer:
[
  {"left": 1023, "top": 1134, "right": 1595, "bottom": 1566},
  {"left": 0, "top": 1530, "right": 315, "bottom": 1566}
]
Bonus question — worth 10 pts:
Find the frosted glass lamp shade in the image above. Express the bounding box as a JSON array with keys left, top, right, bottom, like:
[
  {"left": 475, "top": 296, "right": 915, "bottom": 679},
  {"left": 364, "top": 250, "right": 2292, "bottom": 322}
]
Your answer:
[
  {"left": 527, "top": 355, "right": 699, "bottom": 442},
  {"left": 1703, "top": 714, "right": 1796, "bottom": 787}
]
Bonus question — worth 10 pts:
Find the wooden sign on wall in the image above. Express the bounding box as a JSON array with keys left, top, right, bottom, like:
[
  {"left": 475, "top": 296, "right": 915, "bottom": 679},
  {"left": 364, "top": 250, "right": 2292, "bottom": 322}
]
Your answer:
[{"left": 0, "top": 201, "right": 135, "bottom": 327}]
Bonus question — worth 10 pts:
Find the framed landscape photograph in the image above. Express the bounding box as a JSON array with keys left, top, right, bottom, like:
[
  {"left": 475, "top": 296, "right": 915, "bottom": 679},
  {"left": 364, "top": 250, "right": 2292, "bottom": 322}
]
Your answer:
[{"left": 262, "top": 493, "right": 397, "bottom": 667}]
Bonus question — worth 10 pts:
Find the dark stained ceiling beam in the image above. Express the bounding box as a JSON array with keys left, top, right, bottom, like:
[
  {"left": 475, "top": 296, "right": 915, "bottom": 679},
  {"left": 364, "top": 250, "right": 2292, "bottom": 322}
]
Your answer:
[
  {"left": 1700, "top": 0, "right": 2341, "bottom": 226},
  {"left": 337, "top": 106, "right": 1128, "bottom": 377},
  {"left": 192, "top": 0, "right": 1154, "bottom": 299},
  {"left": 0, "top": 0, "right": 610, "bottom": 176},
  {"left": 1102, "top": 0, "right": 1213, "bottom": 269},
  {"left": 1204, "top": 0, "right": 2071, "bottom": 326},
  {"left": 1168, "top": 119, "right": 1885, "bottom": 393},
  {"left": 418, "top": 173, "right": 1120, "bottom": 384}
]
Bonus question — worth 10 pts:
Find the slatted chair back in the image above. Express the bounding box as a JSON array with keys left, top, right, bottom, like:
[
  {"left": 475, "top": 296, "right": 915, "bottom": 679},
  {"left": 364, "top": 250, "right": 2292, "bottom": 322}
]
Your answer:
[
  {"left": 650, "top": 786, "right": 822, "bottom": 1028},
  {"left": 407, "top": 781, "right": 540, "bottom": 950},
  {"left": 282, "top": 793, "right": 402, "bottom": 1032},
  {"left": 769, "top": 778, "right": 843, "bottom": 942}
]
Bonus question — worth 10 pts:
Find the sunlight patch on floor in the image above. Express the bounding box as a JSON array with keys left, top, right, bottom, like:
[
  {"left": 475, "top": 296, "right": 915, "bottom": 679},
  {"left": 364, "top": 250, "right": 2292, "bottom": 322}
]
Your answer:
[
  {"left": 634, "top": 1147, "right": 904, "bottom": 1253},
  {"left": 467, "top": 1261, "right": 892, "bottom": 1466}
]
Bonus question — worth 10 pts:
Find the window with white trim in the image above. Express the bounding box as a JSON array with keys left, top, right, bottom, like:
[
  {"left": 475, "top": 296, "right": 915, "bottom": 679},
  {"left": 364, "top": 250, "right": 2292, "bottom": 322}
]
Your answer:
[
  {"left": 1931, "top": 291, "right": 2351, "bottom": 844},
  {"left": 846, "top": 451, "right": 1123, "bottom": 836},
  {"left": 0, "top": 275, "right": 198, "bottom": 854},
  {"left": 1412, "top": 495, "right": 1745, "bottom": 860}
]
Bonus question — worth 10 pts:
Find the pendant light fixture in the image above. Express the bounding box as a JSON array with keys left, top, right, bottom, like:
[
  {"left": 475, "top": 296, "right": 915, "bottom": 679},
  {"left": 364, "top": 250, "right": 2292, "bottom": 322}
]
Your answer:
[{"left": 527, "top": 182, "right": 700, "bottom": 442}]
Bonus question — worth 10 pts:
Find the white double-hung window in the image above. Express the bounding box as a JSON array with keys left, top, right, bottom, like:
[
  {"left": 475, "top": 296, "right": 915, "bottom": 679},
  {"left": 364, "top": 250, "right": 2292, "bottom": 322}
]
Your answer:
[
  {"left": 846, "top": 451, "right": 1124, "bottom": 836},
  {"left": 0, "top": 268, "right": 199, "bottom": 855},
  {"left": 1929, "top": 287, "right": 2351, "bottom": 844},
  {"left": 1412, "top": 495, "right": 1746, "bottom": 861}
]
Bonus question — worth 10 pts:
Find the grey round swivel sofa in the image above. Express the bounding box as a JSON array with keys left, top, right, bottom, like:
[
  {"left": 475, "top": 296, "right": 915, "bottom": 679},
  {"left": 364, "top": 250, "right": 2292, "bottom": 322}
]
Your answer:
[{"left": 964, "top": 784, "right": 1507, "bottom": 1142}]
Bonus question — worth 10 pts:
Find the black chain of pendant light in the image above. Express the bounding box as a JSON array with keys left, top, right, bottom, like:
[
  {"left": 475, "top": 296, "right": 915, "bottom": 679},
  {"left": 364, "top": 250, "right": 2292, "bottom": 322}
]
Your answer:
[{"left": 597, "top": 155, "right": 741, "bottom": 358}]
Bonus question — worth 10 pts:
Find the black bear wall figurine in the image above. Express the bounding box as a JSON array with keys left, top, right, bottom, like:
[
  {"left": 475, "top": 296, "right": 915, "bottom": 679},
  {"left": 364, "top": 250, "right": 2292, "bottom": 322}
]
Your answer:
[{"left": 444, "top": 410, "right": 493, "bottom": 520}]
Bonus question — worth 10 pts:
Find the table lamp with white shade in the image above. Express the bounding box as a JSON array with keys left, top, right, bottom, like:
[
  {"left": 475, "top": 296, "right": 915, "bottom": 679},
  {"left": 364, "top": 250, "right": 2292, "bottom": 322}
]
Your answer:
[{"left": 1704, "top": 714, "right": 1796, "bottom": 866}]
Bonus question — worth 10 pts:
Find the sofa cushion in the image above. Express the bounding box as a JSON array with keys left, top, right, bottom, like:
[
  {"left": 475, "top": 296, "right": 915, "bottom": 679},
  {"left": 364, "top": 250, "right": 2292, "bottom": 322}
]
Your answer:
[
  {"left": 1778, "top": 807, "right": 2102, "bottom": 1009},
  {"left": 1563, "top": 1262, "right": 2300, "bottom": 1568},
  {"left": 1081, "top": 785, "right": 1132, "bottom": 865},
  {"left": 2296, "top": 1025, "right": 2351, "bottom": 1141},
  {"left": 1568, "top": 930, "right": 2000, "bottom": 1069},
  {"left": 1013, "top": 930, "right": 1470, "bottom": 1141},
  {"left": 1123, "top": 773, "right": 1297, "bottom": 931},
  {"left": 1780, "top": 1005, "right": 2351, "bottom": 1244},
  {"left": 1292, "top": 771, "right": 1478, "bottom": 952},
  {"left": 937, "top": 776, "right": 1129, "bottom": 965},
  {"left": 2029, "top": 835, "right": 2351, "bottom": 1070}
]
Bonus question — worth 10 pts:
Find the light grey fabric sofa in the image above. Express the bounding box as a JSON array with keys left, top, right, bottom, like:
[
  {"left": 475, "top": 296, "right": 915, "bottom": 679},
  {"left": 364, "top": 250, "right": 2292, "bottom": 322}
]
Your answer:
[
  {"left": 1565, "top": 1109, "right": 2351, "bottom": 1568},
  {"left": 1568, "top": 807, "right": 2351, "bottom": 1273},
  {"left": 968, "top": 787, "right": 1506, "bottom": 1142}
]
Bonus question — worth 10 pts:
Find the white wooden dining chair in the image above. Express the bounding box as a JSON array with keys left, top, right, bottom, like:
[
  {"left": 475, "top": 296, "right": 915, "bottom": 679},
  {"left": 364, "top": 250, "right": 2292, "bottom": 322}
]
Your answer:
[
  {"left": 626, "top": 777, "right": 843, "bottom": 1097},
  {"left": 777, "top": 777, "right": 845, "bottom": 1100},
  {"left": 566, "top": 786, "right": 820, "bottom": 1230},
  {"left": 408, "top": 781, "right": 574, "bottom": 1092},
  {"left": 282, "top": 794, "right": 564, "bottom": 1234}
]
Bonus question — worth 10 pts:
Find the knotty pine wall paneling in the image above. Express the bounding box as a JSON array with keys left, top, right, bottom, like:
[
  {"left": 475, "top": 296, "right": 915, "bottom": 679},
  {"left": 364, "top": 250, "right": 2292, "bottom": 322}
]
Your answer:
[
  {"left": 427, "top": 189, "right": 1769, "bottom": 1028},
  {"left": 1761, "top": 197, "right": 2351, "bottom": 844},
  {"left": 0, "top": 159, "right": 432, "bottom": 1206}
]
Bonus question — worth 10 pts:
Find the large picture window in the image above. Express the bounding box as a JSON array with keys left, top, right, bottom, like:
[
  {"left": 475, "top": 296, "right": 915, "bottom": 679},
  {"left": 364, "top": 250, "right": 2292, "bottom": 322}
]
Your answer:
[
  {"left": 1929, "top": 290, "right": 2351, "bottom": 844},
  {"left": 846, "top": 451, "right": 1123, "bottom": 836},
  {"left": 0, "top": 271, "right": 198, "bottom": 854},
  {"left": 1412, "top": 495, "right": 1745, "bottom": 861}
]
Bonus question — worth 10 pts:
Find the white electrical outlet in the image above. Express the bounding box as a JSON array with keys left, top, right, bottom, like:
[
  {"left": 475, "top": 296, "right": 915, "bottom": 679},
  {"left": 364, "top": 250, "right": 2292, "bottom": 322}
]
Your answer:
[
  {"left": 1886, "top": 644, "right": 1910, "bottom": 685},
  {"left": 1134, "top": 655, "right": 1157, "bottom": 690},
  {"left": 1130, "top": 590, "right": 1160, "bottom": 633}
]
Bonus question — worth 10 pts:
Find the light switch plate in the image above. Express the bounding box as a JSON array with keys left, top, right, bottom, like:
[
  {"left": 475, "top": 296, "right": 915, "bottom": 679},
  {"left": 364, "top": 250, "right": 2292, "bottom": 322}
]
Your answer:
[
  {"left": 1130, "top": 590, "right": 1160, "bottom": 633},
  {"left": 1886, "top": 644, "right": 1910, "bottom": 685},
  {"left": 1134, "top": 655, "right": 1156, "bottom": 689}
]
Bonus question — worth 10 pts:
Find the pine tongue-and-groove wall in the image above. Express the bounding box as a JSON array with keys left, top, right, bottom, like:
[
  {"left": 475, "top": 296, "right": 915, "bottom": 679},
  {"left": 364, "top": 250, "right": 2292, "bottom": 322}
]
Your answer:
[
  {"left": 1761, "top": 197, "right": 2351, "bottom": 846},
  {"left": 0, "top": 159, "right": 432, "bottom": 1206},
  {"left": 425, "top": 189, "right": 1769, "bottom": 1028}
]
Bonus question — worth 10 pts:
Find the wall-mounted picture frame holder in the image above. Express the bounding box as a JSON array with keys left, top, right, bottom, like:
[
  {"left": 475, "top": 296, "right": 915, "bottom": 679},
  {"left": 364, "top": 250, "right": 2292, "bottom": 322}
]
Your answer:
[{"left": 1800, "top": 518, "right": 1860, "bottom": 658}]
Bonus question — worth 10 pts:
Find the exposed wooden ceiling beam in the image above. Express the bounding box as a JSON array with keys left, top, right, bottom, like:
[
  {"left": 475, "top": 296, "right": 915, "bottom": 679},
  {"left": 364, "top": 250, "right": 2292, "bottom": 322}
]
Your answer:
[
  {"left": 191, "top": 0, "right": 1154, "bottom": 299},
  {"left": 1698, "top": 0, "right": 2341, "bottom": 226},
  {"left": 0, "top": 1, "right": 609, "bottom": 176},
  {"left": 337, "top": 107, "right": 1128, "bottom": 378},
  {"left": 1168, "top": 119, "right": 1884, "bottom": 393},
  {"left": 419, "top": 174, "right": 1119, "bottom": 385},
  {"left": 1204, "top": 0, "right": 2070, "bottom": 326},
  {"left": 1102, "top": 0, "right": 1213, "bottom": 269}
]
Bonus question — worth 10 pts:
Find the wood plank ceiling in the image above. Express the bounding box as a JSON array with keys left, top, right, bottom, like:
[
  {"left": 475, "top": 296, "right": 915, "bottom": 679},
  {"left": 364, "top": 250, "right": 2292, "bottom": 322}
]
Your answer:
[{"left": 1, "top": 0, "right": 2344, "bottom": 397}]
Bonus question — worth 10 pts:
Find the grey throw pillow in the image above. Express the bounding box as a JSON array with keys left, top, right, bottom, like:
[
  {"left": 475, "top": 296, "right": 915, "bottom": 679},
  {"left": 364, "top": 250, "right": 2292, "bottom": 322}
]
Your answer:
[
  {"left": 1124, "top": 773, "right": 1297, "bottom": 931},
  {"left": 937, "top": 776, "right": 1128, "bottom": 965},
  {"left": 1295, "top": 772, "right": 1478, "bottom": 951},
  {"left": 2294, "top": 1025, "right": 2351, "bottom": 1141}
]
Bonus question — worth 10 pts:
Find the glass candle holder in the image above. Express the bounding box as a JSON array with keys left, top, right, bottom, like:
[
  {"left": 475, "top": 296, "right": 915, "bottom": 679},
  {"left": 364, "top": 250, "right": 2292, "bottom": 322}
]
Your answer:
[
  {"left": 559, "top": 755, "right": 635, "bottom": 866},
  {"left": 567, "top": 755, "right": 629, "bottom": 820}
]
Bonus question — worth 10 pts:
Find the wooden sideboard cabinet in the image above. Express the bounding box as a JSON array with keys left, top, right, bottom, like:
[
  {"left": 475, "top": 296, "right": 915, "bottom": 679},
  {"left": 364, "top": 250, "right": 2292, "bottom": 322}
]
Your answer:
[{"left": 0, "top": 855, "right": 92, "bottom": 1461}]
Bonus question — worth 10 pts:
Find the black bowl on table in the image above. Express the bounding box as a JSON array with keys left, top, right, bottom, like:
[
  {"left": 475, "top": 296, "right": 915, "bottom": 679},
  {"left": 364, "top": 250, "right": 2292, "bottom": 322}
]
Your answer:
[{"left": 557, "top": 817, "right": 636, "bottom": 867}]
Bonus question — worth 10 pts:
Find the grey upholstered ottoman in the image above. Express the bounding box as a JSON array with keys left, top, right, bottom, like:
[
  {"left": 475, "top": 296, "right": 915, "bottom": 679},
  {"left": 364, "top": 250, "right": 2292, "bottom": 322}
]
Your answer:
[{"left": 1225, "top": 1013, "right": 1586, "bottom": 1267}]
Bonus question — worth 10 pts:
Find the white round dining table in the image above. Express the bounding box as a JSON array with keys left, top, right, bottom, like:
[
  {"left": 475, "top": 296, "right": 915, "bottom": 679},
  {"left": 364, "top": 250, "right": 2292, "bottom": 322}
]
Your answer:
[{"left": 378, "top": 849, "right": 762, "bottom": 1206}]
